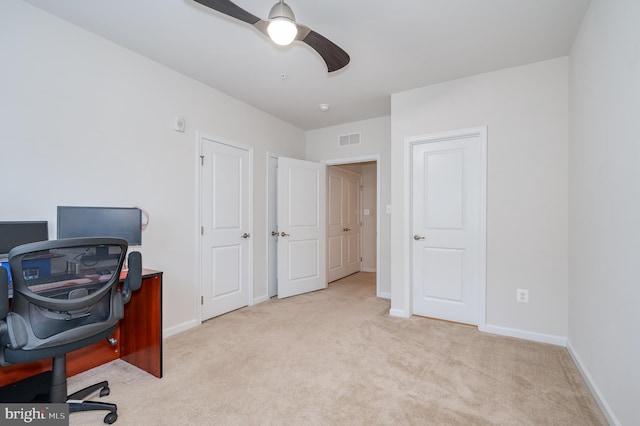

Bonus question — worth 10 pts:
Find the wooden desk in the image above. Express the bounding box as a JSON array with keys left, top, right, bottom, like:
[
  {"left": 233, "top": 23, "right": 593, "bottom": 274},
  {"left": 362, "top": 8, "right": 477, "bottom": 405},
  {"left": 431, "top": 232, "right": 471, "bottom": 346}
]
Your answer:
[{"left": 0, "top": 269, "right": 163, "bottom": 387}]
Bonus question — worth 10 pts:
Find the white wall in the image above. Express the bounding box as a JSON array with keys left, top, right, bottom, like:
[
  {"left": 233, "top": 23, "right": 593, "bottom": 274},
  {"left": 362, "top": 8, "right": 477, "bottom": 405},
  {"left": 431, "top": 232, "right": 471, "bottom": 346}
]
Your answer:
[
  {"left": 306, "top": 116, "right": 391, "bottom": 296},
  {"left": 391, "top": 58, "right": 569, "bottom": 341},
  {"left": 0, "top": 0, "right": 305, "bottom": 336},
  {"left": 568, "top": 1, "right": 640, "bottom": 424}
]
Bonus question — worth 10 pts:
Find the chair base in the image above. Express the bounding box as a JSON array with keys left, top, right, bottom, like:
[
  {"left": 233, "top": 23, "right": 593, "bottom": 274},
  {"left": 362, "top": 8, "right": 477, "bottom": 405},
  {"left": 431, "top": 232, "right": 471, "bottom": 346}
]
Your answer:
[{"left": 0, "top": 371, "right": 118, "bottom": 424}]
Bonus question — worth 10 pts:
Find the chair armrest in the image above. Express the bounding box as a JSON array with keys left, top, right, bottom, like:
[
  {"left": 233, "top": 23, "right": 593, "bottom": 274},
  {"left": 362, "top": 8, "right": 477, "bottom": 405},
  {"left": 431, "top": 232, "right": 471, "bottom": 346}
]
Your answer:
[{"left": 122, "top": 251, "right": 142, "bottom": 304}]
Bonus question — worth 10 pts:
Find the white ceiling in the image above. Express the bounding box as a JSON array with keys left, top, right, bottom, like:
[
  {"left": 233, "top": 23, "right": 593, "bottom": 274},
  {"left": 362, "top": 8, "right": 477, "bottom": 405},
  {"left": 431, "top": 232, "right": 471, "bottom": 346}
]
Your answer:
[{"left": 23, "top": 0, "right": 591, "bottom": 130}]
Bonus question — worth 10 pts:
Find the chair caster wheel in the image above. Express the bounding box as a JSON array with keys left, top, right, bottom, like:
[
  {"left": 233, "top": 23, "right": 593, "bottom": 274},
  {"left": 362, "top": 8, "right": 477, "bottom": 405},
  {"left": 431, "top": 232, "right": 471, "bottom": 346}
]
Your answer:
[
  {"left": 100, "top": 387, "right": 110, "bottom": 397},
  {"left": 104, "top": 412, "right": 118, "bottom": 424}
]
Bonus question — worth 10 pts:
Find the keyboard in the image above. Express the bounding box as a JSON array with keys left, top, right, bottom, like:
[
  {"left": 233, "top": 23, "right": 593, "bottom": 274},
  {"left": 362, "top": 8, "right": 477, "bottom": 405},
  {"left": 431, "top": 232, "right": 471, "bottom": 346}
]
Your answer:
[{"left": 27, "top": 274, "right": 80, "bottom": 285}]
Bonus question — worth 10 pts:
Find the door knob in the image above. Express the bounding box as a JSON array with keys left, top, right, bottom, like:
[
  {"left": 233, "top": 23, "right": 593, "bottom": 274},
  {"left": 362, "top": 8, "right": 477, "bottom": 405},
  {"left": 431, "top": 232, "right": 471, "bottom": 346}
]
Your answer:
[
  {"left": 345, "top": 228, "right": 351, "bottom": 232},
  {"left": 271, "top": 231, "right": 278, "bottom": 236},
  {"left": 241, "top": 233, "right": 251, "bottom": 239},
  {"left": 413, "top": 235, "right": 425, "bottom": 240},
  {"left": 280, "top": 231, "right": 290, "bottom": 237}
]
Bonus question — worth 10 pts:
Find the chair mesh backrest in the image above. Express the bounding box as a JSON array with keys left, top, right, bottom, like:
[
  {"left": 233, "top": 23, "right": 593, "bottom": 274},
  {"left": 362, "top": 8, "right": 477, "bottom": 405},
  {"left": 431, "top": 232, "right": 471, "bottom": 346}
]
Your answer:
[{"left": 9, "top": 238, "right": 127, "bottom": 346}]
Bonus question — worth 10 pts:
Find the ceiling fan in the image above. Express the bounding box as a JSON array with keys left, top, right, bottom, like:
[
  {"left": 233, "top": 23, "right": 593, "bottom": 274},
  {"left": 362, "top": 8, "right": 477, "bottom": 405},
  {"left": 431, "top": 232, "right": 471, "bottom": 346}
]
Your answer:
[{"left": 193, "top": 0, "right": 350, "bottom": 73}]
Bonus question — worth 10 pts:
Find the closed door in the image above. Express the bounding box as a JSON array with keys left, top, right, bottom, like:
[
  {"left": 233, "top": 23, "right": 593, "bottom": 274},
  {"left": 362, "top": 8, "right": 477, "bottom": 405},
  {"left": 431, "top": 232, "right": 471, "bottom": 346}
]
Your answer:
[
  {"left": 200, "top": 138, "right": 251, "bottom": 320},
  {"left": 411, "top": 130, "right": 485, "bottom": 325},
  {"left": 328, "top": 167, "right": 362, "bottom": 282},
  {"left": 277, "top": 157, "right": 326, "bottom": 299}
]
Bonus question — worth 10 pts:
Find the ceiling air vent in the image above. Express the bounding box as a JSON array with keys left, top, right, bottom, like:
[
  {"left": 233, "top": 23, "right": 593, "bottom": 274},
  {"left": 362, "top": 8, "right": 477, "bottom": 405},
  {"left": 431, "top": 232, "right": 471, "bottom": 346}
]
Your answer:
[{"left": 339, "top": 132, "right": 361, "bottom": 147}]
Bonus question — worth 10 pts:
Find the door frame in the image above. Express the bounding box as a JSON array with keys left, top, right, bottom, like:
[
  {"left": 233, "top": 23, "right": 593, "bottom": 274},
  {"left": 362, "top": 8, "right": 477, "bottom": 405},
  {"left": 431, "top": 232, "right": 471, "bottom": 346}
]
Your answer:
[
  {"left": 323, "top": 155, "right": 382, "bottom": 298},
  {"left": 197, "top": 132, "right": 254, "bottom": 323},
  {"left": 327, "top": 165, "right": 364, "bottom": 282},
  {"left": 404, "top": 127, "right": 487, "bottom": 330}
]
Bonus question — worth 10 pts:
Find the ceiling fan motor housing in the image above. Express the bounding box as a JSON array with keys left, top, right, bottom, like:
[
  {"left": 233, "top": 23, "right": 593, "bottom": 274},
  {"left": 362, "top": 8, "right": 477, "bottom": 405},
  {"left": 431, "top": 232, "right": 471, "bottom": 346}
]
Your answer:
[{"left": 268, "top": 1, "right": 296, "bottom": 22}]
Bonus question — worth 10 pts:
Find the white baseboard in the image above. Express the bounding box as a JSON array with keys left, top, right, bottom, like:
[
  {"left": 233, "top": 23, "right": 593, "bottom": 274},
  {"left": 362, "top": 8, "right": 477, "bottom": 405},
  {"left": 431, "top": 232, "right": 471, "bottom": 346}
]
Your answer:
[
  {"left": 389, "top": 308, "right": 410, "bottom": 318},
  {"left": 483, "top": 324, "right": 567, "bottom": 346},
  {"left": 162, "top": 319, "right": 199, "bottom": 339},
  {"left": 253, "top": 295, "right": 269, "bottom": 305},
  {"left": 377, "top": 291, "right": 391, "bottom": 299},
  {"left": 566, "top": 340, "right": 621, "bottom": 426},
  {"left": 361, "top": 267, "right": 377, "bottom": 273}
]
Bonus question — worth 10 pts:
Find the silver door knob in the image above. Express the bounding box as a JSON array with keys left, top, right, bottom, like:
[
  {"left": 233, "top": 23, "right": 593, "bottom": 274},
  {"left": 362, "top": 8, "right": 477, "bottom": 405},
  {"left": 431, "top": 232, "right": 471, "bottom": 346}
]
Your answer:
[
  {"left": 280, "top": 232, "right": 290, "bottom": 237},
  {"left": 242, "top": 233, "right": 250, "bottom": 239},
  {"left": 271, "top": 231, "right": 278, "bottom": 236},
  {"left": 413, "top": 235, "right": 425, "bottom": 240}
]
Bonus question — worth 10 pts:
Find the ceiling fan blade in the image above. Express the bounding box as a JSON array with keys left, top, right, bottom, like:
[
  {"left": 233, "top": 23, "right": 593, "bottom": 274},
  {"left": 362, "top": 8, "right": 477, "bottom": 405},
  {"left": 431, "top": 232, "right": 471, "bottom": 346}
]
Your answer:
[
  {"left": 193, "top": 0, "right": 260, "bottom": 25},
  {"left": 298, "top": 28, "right": 350, "bottom": 73}
]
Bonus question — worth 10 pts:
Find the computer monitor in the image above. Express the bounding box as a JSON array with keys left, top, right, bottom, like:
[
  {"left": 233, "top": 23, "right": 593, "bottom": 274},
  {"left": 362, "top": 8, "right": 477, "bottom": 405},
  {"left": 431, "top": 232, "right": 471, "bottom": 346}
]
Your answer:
[
  {"left": 0, "top": 221, "right": 49, "bottom": 258},
  {"left": 57, "top": 206, "right": 142, "bottom": 246}
]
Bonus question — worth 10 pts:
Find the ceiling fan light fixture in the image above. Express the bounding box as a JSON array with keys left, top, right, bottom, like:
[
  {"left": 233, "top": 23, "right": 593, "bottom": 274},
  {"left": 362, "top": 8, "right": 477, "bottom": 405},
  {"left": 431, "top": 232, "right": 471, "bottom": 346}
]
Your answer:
[
  {"left": 267, "top": 18, "right": 298, "bottom": 45},
  {"left": 267, "top": 1, "right": 298, "bottom": 46}
]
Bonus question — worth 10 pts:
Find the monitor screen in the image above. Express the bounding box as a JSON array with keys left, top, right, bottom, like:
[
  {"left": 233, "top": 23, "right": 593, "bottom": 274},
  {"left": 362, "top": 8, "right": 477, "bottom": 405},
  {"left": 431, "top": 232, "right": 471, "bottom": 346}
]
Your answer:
[
  {"left": 0, "top": 221, "right": 49, "bottom": 256},
  {"left": 57, "top": 206, "right": 142, "bottom": 246}
]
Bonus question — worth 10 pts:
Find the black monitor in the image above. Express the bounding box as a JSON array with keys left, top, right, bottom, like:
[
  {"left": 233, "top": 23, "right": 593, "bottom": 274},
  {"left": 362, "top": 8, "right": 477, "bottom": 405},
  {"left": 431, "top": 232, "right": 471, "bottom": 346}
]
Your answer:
[
  {"left": 57, "top": 206, "right": 142, "bottom": 246},
  {"left": 0, "top": 221, "right": 49, "bottom": 257}
]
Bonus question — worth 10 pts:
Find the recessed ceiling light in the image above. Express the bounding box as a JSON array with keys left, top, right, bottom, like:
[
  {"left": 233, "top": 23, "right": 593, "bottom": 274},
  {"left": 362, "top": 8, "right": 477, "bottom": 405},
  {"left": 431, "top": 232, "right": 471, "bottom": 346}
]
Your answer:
[{"left": 319, "top": 104, "right": 330, "bottom": 112}]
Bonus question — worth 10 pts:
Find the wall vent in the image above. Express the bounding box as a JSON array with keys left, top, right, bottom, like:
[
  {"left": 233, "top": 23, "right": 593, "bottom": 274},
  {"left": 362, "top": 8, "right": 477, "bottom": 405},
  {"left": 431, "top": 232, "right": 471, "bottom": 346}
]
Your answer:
[{"left": 339, "top": 132, "right": 361, "bottom": 147}]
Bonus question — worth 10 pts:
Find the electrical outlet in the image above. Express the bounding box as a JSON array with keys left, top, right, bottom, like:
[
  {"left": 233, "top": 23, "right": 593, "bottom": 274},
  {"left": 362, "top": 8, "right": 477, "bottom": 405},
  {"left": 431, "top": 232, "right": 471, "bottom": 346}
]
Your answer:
[{"left": 516, "top": 288, "right": 529, "bottom": 303}]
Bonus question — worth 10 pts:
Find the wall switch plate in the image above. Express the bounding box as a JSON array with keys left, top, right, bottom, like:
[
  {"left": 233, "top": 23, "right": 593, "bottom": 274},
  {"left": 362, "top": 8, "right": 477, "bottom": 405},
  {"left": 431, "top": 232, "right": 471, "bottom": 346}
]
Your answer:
[
  {"left": 363, "top": 209, "right": 370, "bottom": 216},
  {"left": 516, "top": 288, "right": 529, "bottom": 303}
]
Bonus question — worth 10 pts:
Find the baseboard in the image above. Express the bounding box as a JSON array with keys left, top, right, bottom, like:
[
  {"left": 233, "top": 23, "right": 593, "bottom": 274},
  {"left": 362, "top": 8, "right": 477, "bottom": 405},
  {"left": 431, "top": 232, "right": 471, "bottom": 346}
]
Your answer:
[
  {"left": 483, "top": 324, "right": 567, "bottom": 346},
  {"left": 566, "top": 340, "right": 621, "bottom": 426},
  {"left": 163, "top": 319, "right": 199, "bottom": 339},
  {"left": 389, "top": 308, "right": 410, "bottom": 318},
  {"left": 377, "top": 291, "right": 391, "bottom": 300},
  {"left": 253, "top": 295, "right": 269, "bottom": 305},
  {"left": 361, "top": 267, "right": 377, "bottom": 273}
]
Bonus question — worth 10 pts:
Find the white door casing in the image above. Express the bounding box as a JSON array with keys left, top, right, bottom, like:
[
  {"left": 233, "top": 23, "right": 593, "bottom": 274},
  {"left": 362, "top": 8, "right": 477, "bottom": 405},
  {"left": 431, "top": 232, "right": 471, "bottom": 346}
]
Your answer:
[
  {"left": 267, "top": 154, "right": 278, "bottom": 298},
  {"left": 277, "top": 157, "right": 327, "bottom": 299},
  {"left": 328, "top": 167, "right": 362, "bottom": 282},
  {"left": 410, "top": 128, "right": 486, "bottom": 325},
  {"left": 200, "top": 137, "right": 252, "bottom": 320},
  {"left": 323, "top": 155, "right": 382, "bottom": 298}
]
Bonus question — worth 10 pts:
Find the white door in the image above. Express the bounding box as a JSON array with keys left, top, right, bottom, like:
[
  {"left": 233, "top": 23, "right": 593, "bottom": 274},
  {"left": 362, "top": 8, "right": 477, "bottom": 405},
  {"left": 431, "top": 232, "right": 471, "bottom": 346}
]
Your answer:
[
  {"left": 277, "top": 157, "right": 326, "bottom": 299},
  {"left": 411, "top": 130, "right": 485, "bottom": 325},
  {"left": 328, "top": 167, "right": 362, "bottom": 282},
  {"left": 200, "top": 138, "right": 252, "bottom": 319}
]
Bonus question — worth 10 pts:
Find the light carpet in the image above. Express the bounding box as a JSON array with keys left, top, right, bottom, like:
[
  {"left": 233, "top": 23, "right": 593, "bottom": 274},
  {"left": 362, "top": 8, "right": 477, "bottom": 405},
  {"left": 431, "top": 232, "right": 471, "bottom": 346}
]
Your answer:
[{"left": 68, "top": 272, "right": 606, "bottom": 425}]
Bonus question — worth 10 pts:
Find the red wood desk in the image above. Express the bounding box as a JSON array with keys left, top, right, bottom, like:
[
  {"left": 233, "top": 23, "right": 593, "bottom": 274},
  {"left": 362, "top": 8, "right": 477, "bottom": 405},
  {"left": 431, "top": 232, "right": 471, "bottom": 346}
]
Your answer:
[{"left": 0, "top": 269, "right": 163, "bottom": 387}]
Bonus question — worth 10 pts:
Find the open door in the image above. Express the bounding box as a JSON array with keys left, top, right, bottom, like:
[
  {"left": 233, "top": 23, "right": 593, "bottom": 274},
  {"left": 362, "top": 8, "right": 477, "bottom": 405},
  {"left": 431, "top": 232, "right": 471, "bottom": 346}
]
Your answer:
[{"left": 277, "top": 157, "right": 326, "bottom": 298}]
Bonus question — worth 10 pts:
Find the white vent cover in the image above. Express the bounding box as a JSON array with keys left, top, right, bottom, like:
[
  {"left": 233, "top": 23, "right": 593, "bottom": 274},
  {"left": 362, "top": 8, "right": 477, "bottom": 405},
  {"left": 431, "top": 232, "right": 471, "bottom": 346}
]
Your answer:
[{"left": 339, "top": 132, "right": 361, "bottom": 147}]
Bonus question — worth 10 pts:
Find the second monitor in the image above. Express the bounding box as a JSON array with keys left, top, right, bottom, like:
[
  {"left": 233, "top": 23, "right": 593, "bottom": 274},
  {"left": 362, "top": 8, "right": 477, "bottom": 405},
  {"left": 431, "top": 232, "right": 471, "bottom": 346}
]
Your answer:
[{"left": 57, "top": 206, "right": 142, "bottom": 246}]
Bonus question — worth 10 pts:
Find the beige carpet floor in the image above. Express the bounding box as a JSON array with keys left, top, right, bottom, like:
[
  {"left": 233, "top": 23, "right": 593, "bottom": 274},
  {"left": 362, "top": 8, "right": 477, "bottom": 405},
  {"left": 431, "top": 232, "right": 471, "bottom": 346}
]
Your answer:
[{"left": 68, "top": 272, "right": 606, "bottom": 425}]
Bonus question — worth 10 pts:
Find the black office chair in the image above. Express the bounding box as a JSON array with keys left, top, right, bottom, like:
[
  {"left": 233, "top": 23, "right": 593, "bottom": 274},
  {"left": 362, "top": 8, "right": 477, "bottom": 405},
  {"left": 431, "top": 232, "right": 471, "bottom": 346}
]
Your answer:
[{"left": 0, "top": 237, "right": 142, "bottom": 424}]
